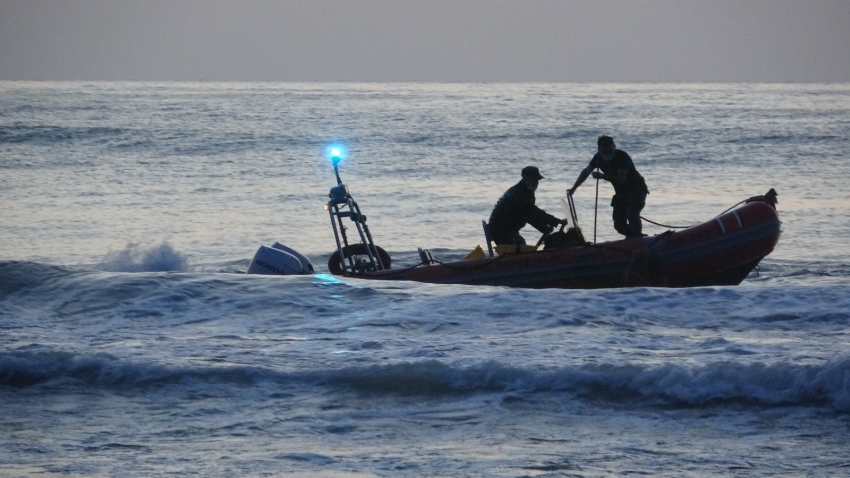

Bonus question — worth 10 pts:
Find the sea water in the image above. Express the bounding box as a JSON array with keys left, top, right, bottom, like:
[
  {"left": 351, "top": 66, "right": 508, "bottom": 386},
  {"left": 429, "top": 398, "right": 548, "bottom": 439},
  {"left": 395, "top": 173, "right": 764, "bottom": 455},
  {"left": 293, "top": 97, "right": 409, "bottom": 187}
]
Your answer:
[{"left": 1, "top": 82, "right": 849, "bottom": 476}]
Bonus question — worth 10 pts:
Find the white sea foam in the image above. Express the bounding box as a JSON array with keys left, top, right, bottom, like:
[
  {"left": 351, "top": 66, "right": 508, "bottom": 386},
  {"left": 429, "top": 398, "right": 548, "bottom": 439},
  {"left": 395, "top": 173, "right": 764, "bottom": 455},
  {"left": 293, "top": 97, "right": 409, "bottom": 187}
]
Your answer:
[{"left": 94, "top": 242, "right": 188, "bottom": 273}]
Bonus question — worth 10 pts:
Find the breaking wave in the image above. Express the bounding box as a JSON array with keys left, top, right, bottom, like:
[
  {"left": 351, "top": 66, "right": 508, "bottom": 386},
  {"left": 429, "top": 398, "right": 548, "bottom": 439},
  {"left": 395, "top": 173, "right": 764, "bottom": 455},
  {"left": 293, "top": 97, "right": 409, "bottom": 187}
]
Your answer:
[
  {"left": 3, "top": 351, "right": 849, "bottom": 411},
  {"left": 95, "top": 242, "right": 188, "bottom": 273}
]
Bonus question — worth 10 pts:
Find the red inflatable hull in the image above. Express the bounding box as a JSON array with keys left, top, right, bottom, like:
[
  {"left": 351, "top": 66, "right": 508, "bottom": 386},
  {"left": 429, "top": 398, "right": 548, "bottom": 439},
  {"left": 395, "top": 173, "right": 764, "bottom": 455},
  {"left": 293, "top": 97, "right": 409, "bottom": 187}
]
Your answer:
[{"left": 340, "top": 199, "right": 781, "bottom": 289}]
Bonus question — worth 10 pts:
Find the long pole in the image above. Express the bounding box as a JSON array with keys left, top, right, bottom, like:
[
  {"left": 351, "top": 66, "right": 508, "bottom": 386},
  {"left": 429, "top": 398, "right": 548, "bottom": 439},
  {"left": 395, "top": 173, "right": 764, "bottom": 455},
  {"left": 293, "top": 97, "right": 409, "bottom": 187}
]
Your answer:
[
  {"left": 333, "top": 162, "right": 343, "bottom": 185},
  {"left": 593, "top": 169, "right": 599, "bottom": 243}
]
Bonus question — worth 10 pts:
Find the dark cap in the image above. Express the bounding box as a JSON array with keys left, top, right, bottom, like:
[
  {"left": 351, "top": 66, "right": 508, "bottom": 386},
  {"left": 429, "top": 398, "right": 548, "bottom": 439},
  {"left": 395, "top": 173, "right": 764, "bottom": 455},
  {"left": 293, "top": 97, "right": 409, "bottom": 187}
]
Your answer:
[
  {"left": 521, "top": 166, "right": 544, "bottom": 180},
  {"left": 597, "top": 135, "right": 615, "bottom": 148}
]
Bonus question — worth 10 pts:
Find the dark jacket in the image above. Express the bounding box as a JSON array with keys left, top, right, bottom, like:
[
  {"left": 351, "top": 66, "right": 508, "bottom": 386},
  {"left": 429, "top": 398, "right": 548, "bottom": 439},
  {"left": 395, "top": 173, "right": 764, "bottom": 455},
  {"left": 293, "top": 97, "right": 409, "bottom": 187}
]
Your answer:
[
  {"left": 488, "top": 181, "right": 560, "bottom": 240},
  {"left": 587, "top": 149, "right": 648, "bottom": 197}
]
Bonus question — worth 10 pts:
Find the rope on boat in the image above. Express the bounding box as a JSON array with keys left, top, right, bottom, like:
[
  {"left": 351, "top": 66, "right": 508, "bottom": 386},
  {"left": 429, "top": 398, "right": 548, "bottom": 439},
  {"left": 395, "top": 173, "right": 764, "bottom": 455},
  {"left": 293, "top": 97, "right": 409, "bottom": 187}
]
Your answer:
[
  {"left": 639, "top": 198, "right": 751, "bottom": 230},
  {"left": 639, "top": 216, "right": 694, "bottom": 229},
  {"left": 714, "top": 199, "right": 749, "bottom": 217}
]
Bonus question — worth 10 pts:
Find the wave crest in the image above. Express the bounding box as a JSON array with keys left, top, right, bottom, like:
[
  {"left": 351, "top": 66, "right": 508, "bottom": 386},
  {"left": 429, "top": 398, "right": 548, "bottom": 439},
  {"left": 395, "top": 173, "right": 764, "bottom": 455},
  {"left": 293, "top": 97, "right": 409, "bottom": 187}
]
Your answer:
[
  {"left": 329, "top": 360, "right": 850, "bottom": 410},
  {"left": 0, "top": 261, "right": 77, "bottom": 298},
  {"left": 3, "top": 351, "right": 849, "bottom": 411},
  {"left": 95, "top": 242, "right": 188, "bottom": 272}
]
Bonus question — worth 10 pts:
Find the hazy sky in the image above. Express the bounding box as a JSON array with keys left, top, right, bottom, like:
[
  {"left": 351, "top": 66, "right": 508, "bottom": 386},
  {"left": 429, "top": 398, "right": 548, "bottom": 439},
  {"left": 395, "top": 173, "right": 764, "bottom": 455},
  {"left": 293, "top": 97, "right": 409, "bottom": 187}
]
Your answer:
[{"left": 1, "top": 0, "right": 848, "bottom": 82}]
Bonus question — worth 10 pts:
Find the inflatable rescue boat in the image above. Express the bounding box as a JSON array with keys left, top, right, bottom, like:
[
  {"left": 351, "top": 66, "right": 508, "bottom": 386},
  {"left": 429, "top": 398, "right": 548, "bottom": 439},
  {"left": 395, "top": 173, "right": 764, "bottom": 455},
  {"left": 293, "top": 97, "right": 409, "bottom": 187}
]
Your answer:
[{"left": 324, "top": 153, "right": 781, "bottom": 289}]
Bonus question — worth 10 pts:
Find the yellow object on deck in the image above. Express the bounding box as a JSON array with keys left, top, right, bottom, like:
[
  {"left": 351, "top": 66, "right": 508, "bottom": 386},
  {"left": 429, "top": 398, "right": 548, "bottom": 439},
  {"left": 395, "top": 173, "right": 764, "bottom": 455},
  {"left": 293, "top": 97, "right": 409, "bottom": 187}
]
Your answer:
[
  {"left": 463, "top": 245, "right": 486, "bottom": 260},
  {"left": 494, "top": 244, "right": 539, "bottom": 256}
]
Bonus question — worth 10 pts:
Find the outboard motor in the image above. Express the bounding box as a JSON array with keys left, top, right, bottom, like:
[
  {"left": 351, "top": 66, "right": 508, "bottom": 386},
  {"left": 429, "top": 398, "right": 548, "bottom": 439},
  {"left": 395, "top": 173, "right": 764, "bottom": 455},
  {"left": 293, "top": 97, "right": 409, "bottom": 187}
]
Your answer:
[{"left": 246, "top": 242, "right": 314, "bottom": 275}]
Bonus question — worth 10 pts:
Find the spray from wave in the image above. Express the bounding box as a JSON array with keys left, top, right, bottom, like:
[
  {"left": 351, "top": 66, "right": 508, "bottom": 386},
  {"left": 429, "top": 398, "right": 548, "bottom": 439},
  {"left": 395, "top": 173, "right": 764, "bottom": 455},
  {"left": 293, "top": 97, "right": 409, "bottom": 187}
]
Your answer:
[{"left": 95, "top": 242, "right": 188, "bottom": 273}]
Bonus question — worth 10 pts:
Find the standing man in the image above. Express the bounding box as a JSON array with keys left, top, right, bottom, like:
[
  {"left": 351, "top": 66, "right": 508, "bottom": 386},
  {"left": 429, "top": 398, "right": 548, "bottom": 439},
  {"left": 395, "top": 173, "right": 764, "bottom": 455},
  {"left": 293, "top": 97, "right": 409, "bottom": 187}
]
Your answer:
[
  {"left": 489, "top": 166, "right": 568, "bottom": 246},
  {"left": 567, "top": 135, "right": 649, "bottom": 238}
]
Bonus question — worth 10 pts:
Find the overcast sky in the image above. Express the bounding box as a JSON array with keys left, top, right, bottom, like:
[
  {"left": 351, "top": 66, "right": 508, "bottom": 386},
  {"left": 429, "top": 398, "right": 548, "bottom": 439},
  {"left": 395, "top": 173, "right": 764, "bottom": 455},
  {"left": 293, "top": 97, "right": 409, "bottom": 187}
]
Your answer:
[{"left": 1, "top": 0, "right": 848, "bottom": 82}]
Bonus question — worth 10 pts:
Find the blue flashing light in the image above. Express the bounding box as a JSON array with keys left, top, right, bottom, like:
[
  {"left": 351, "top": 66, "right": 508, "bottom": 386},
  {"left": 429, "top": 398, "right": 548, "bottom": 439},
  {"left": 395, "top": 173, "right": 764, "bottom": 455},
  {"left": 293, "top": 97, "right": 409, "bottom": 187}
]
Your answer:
[{"left": 328, "top": 144, "right": 345, "bottom": 164}]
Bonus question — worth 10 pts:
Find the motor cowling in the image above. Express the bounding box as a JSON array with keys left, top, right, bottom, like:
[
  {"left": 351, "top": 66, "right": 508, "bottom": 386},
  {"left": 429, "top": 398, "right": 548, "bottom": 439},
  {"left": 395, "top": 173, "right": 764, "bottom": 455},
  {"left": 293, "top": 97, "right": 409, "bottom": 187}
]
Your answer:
[
  {"left": 247, "top": 245, "right": 314, "bottom": 275},
  {"left": 271, "top": 242, "right": 314, "bottom": 273}
]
